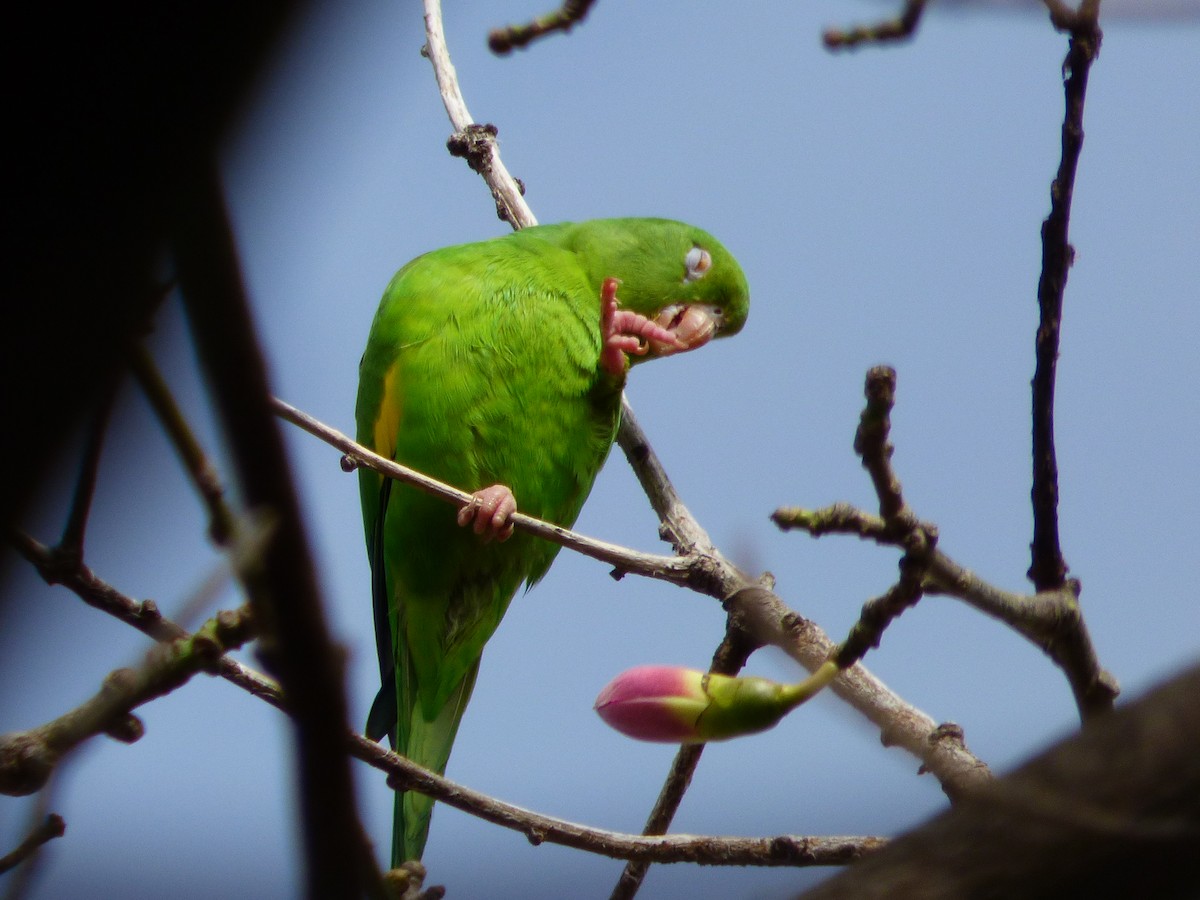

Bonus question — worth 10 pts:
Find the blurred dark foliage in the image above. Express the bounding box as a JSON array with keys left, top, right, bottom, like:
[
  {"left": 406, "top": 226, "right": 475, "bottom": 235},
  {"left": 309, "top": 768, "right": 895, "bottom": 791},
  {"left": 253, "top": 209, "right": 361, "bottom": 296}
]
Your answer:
[{"left": 3, "top": 1, "right": 309, "bottom": 574}]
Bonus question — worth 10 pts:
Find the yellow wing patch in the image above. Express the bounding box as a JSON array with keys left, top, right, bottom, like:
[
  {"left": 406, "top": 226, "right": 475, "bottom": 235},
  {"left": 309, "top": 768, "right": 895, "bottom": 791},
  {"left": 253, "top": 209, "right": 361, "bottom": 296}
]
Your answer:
[{"left": 372, "top": 361, "right": 404, "bottom": 463}]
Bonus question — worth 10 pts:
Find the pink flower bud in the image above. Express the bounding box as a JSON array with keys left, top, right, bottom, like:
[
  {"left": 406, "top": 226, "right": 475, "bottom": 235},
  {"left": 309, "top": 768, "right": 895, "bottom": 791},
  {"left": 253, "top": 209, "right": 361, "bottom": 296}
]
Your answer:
[{"left": 594, "top": 664, "right": 812, "bottom": 744}]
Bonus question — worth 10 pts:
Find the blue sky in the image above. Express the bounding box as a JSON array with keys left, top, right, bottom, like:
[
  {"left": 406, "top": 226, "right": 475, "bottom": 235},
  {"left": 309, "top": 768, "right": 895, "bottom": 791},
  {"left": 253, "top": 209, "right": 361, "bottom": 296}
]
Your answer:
[{"left": 3, "top": 2, "right": 1198, "bottom": 897}]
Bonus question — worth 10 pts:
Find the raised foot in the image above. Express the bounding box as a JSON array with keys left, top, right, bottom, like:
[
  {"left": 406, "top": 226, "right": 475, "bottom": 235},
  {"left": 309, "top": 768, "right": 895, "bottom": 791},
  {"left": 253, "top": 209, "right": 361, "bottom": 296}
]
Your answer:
[
  {"left": 456, "top": 484, "right": 517, "bottom": 542},
  {"left": 599, "top": 277, "right": 684, "bottom": 376}
]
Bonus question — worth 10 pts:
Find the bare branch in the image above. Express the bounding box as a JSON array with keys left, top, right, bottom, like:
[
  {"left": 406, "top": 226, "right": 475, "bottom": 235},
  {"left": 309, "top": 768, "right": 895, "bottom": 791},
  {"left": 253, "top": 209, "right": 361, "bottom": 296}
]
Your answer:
[
  {"left": 57, "top": 381, "right": 119, "bottom": 563},
  {"left": 488, "top": 0, "right": 597, "bottom": 56},
  {"left": 10, "top": 534, "right": 886, "bottom": 868},
  {"left": 272, "top": 397, "right": 691, "bottom": 584},
  {"left": 729, "top": 587, "right": 992, "bottom": 801},
  {"left": 130, "top": 345, "right": 236, "bottom": 546},
  {"left": 1029, "top": 6, "right": 1102, "bottom": 595},
  {"left": 423, "top": 0, "right": 536, "bottom": 228},
  {"left": 823, "top": 0, "right": 928, "bottom": 51},
  {"left": 171, "top": 160, "right": 371, "bottom": 898},
  {"left": 0, "top": 814, "right": 65, "bottom": 876},
  {"left": 774, "top": 367, "right": 1117, "bottom": 720},
  {"left": 10, "top": 531, "right": 286, "bottom": 711},
  {"left": 0, "top": 605, "right": 254, "bottom": 797}
]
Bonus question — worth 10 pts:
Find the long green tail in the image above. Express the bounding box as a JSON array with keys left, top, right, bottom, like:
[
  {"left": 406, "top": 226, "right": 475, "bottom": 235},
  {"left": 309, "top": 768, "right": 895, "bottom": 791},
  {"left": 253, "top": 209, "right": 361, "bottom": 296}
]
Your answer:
[{"left": 391, "top": 661, "right": 479, "bottom": 866}]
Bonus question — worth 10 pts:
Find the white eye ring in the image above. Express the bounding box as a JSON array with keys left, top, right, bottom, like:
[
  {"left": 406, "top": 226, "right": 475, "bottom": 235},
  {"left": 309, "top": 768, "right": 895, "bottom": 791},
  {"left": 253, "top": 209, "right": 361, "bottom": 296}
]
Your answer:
[{"left": 684, "top": 246, "right": 712, "bottom": 283}]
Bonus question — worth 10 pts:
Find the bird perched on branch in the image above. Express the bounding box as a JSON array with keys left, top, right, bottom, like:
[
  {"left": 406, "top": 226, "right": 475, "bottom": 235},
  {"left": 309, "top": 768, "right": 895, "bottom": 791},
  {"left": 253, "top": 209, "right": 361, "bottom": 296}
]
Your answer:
[{"left": 356, "top": 218, "right": 749, "bottom": 865}]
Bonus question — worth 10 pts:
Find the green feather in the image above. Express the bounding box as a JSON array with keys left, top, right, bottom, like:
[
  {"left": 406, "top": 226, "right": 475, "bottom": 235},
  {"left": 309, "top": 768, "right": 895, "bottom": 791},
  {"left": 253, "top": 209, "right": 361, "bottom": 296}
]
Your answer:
[{"left": 355, "top": 218, "right": 749, "bottom": 865}]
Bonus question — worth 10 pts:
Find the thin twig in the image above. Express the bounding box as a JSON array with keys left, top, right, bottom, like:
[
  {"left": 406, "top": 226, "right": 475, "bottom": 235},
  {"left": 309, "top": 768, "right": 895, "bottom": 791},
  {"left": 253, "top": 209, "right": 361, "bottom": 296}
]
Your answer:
[
  {"left": 57, "top": 381, "right": 118, "bottom": 562},
  {"left": 488, "top": 0, "right": 597, "bottom": 55},
  {"left": 823, "top": 0, "right": 928, "bottom": 51},
  {"left": 423, "top": 0, "right": 536, "bottom": 228},
  {"left": 0, "top": 814, "right": 65, "bottom": 875},
  {"left": 1029, "top": 5, "right": 1101, "bottom": 594},
  {"left": 8, "top": 533, "right": 886, "bottom": 868},
  {"left": 835, "top": 367, "right": 934, "bottom": 670},
  {"left": 130, "top": 345, "right": 236, "bottom": 546},
  {"left": 0, "top": 605, "right": 254, "bottom": 798},
  {"left": 271, "top": 397, "right": 692, "bottom": 584},
  {"left": 772, "top": 367, "right": 1117, "bottom": 720}
]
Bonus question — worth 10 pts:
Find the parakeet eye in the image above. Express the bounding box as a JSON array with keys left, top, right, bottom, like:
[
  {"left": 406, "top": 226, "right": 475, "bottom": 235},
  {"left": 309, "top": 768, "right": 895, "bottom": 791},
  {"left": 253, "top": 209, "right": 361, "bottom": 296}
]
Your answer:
[{"left": 683, "top": 246, "right": 712, "bottom": 283}]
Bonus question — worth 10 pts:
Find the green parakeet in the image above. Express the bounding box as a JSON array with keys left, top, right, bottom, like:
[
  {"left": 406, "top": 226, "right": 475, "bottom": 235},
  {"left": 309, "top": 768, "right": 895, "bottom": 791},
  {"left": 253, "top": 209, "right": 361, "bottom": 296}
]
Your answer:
[{"left": 356, "top": 217, "right": 749, "bottom": 865}]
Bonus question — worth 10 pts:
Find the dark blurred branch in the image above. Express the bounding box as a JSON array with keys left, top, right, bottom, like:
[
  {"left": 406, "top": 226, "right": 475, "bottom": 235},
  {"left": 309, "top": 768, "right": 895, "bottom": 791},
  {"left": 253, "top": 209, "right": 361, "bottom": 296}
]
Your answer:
[
  {"left": 823, "top": 0, "right": 927, "bottom": 50},
  {"left": 1028, "top": 6, "right": 1101, "bottom": 595},
  {"left": 488, "top": 0, "right": 597, "bottom": 55},
  {"left": 3, "top": 0, "right": 307, "bottom": 555},
  {"left": 130, "top": 346, "right": 236, "bottom": 546},
  {"left": 171, "top": 161, "right": 368, "bottom": 899},
  {"left": 798, "top": 661, "right": 1200, "bottom": 900},
  {"left": 56, "top": 384, "right": 119, "bottom": 563},
  {"left": 0, "top": 814, "right": 65, "bottom": 876}
]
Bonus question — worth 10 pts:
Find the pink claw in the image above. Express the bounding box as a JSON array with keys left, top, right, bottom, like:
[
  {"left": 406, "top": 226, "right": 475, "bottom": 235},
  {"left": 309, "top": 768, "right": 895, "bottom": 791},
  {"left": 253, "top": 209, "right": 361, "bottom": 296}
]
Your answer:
[
  {"left": 456, "top": 484, "right": 517, "bottom": 543},
  {"left": 599, "top": 277, "right": 684, "bottom": 376}
]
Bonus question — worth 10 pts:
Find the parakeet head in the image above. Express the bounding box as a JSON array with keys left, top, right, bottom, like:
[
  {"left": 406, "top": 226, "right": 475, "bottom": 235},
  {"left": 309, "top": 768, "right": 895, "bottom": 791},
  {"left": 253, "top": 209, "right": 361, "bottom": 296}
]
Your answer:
[{"left": 553, "top": 218, "right": 750, "bottom": 360}]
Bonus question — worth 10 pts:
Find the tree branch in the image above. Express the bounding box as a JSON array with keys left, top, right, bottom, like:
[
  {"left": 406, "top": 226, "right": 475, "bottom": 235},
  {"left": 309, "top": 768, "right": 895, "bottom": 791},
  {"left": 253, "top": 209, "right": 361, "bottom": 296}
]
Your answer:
[
  {"left": 171, "top": 159, "right": 370, "bottom": 898},
  {"left": 130, "top": 345, "right": 236, "bottom": 546},
  {"left": 823, "top": 0, "right": 928, "bottom": 51},
  {"left": 1028, "top": 5, "right": 1102, "bottom": 594},
  {"left": 0, "top": 605, "right": 254, "bottom": 797},
  {"left": 423, "top": 0, "right": 536, "bottom": 228},
  {"left": 8, "top": 532, "right": 886, "bottom": 869},
  {"left": 272, "top": 397, "right": 692, "bottom": 584},
  {"left": 798, "top": 661, "right": 1200, "bottom": 899},
  {"left": 488, "top": 0, "right": 597, "bottom": 56},
  {"left": 273, "top": 395, "right": 993, "bottom": 799},
  {"left": 773, "top": 367, "right": 1118, "bottom": 720},
  {"left": 0, "top": 814, "right": 65, "bottom": 876}
]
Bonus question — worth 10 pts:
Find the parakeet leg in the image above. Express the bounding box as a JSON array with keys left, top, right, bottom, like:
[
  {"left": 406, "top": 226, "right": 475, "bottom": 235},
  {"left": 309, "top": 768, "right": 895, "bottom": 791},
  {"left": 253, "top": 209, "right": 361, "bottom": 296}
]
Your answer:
[
  {"left": 599, "top": 277, "right": 684, "bottom": 376},
  {"left": 456, "top": 484, "right": 517, "bottom": 542}
]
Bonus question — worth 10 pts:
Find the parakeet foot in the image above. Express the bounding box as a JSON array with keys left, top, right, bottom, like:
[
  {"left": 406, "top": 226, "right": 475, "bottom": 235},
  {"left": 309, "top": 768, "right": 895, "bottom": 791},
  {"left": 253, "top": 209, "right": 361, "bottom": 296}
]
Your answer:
[
  {"left": 456, "top": 484, "right": 517, "bottom": 542},
  {"left": 599, "top": 277, "right": 684, "bottom": 376}
]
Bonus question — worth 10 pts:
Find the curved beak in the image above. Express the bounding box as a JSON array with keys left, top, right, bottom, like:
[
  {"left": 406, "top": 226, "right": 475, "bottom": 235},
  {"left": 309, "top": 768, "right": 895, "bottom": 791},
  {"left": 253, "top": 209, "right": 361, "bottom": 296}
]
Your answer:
[{"left": 648, "top": 304, "right": 725, "bottom": 357}]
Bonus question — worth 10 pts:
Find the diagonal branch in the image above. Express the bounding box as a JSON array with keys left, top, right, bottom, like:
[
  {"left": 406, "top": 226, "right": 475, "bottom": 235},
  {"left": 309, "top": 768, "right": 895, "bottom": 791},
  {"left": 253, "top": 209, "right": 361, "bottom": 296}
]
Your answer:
[
  {"left": 823, "top": 0, "right": 928, "bottom": 51},
  {"left": 8, "top": 531, "right": 886, "bottom": 869},
  {"left": 488, "top": 0, "right": 597, "bottom": 56},
  {"left": 274, "top": 395, "right": 993, "bottom": 799},
  {"left": 272, "top": 396, "right": 691, "bottom": 584},
  {"left": 130, "top": 345, "right": 237, "bottom": 546},
  {"left": 0, "top": 814, "right": 65, "bottom": 876},
  {"left": 0, "top": 605, "right": 255, "bottom": 797}
]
